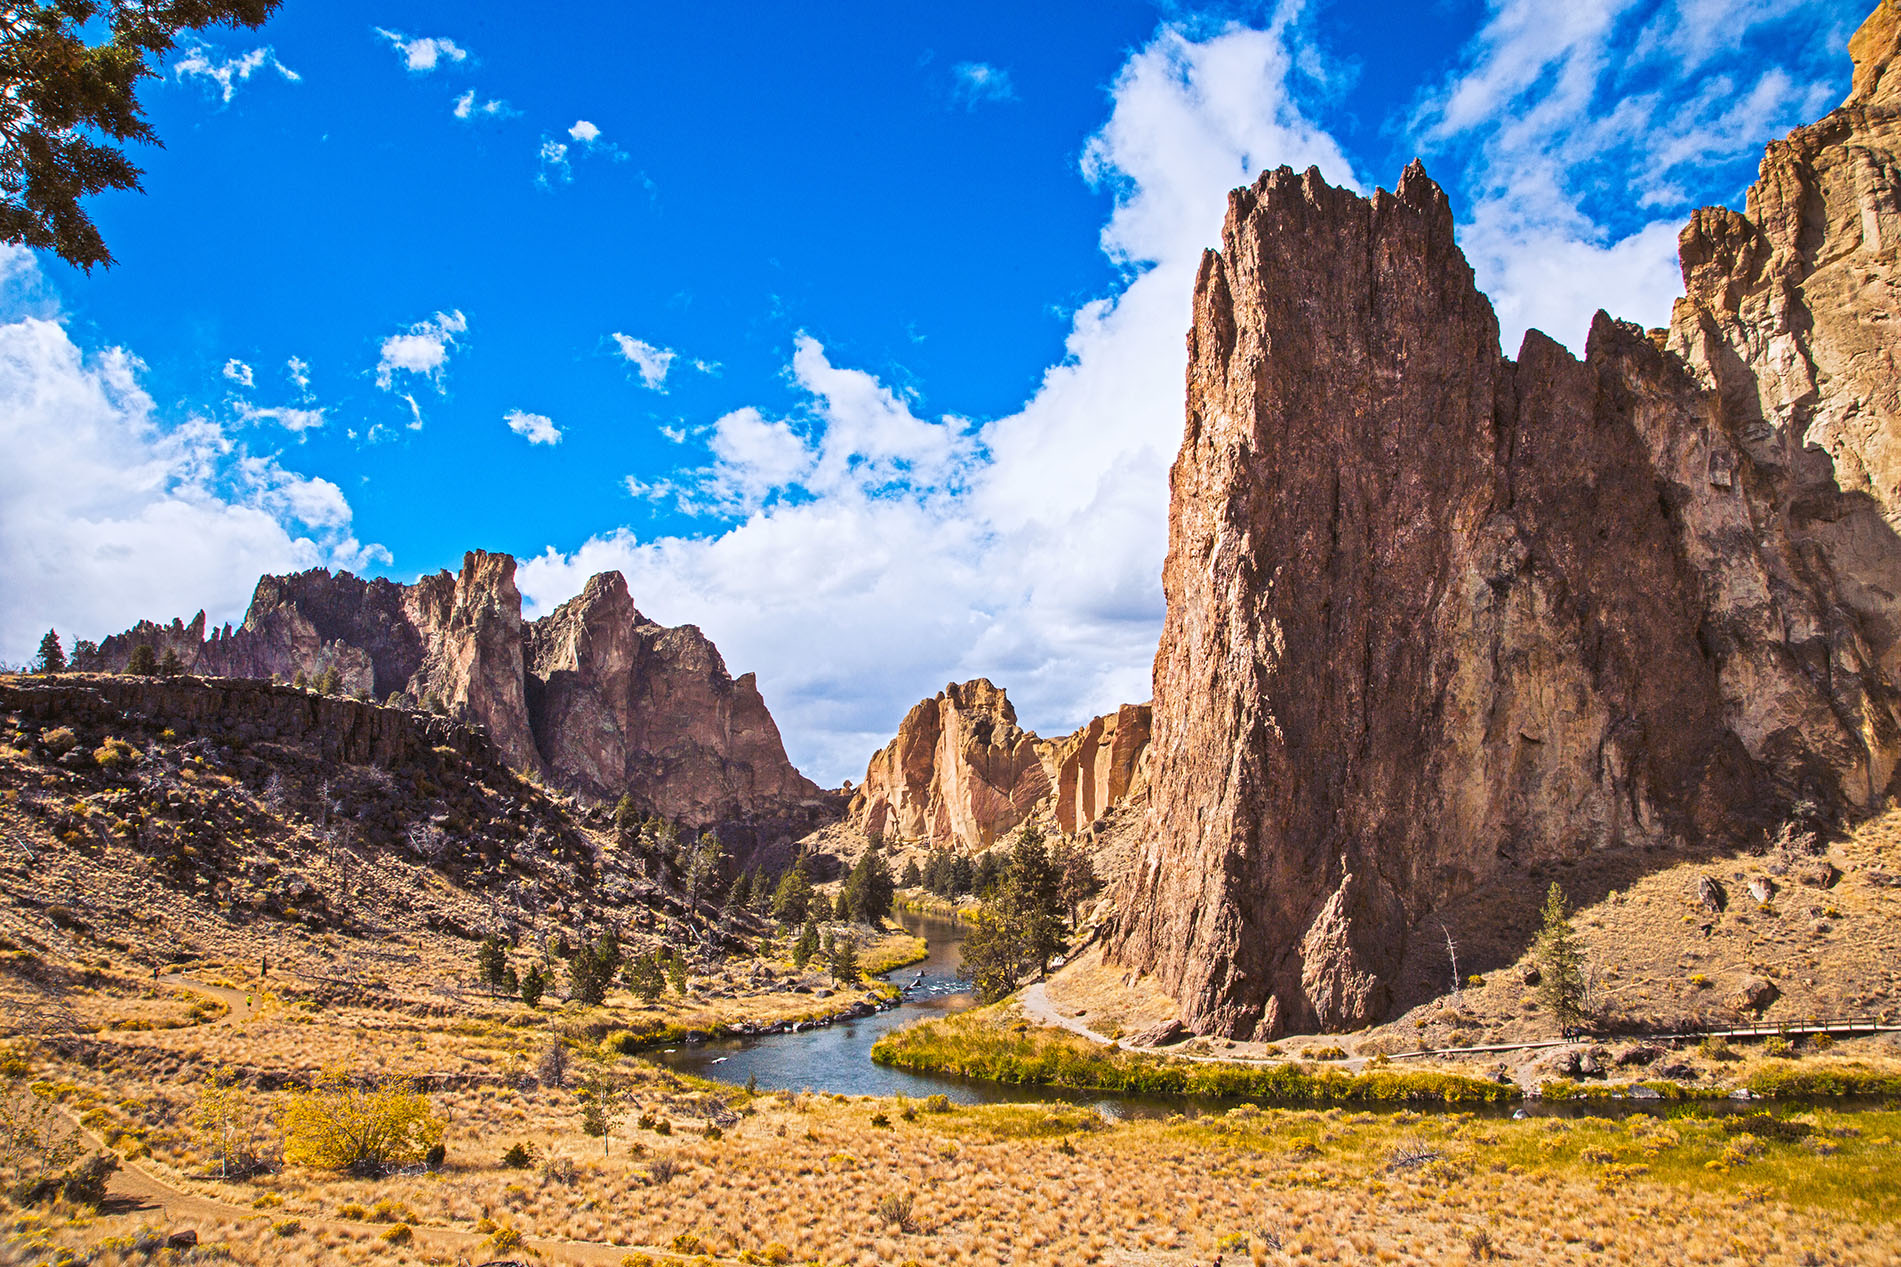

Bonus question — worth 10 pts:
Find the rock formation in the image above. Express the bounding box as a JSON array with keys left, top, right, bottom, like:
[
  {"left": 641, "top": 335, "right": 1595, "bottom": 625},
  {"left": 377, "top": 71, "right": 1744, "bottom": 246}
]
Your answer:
[
  {"left": 849, "top": 681, "right": 1151, "bottom": 848},
  {"left": 76, "top": 552, "right": 835, "bottom": 838},
  {"left": 1111, "top": 5, "right": 1901, "bottom": 1039}
]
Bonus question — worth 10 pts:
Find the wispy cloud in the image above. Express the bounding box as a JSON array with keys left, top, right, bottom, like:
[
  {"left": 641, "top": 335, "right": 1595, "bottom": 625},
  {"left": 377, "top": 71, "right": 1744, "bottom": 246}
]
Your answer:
[
  {"left": 952, "top": 61, "right": 1016, "bottom": 107},
  {"left": 173, "top": 40, "right": 299, "bottom": 102},
  {"left": 221, "top": 358, "right": 254, "bottom": 388},
  {"left": 504, "top": 409, "right": 562, "bottom": 446},
  {"left": 374, "top": 28, "right": 469, "bottom": 73},
  {"left": 286, "top": 356, "right": 311, "bottom": 398},
  {"left": 452, "top": 89, "right": 515, "bottom": 120},
  {"left": 610, "top": 334, "right": 678, "bottom": 389},
  {"left": 1410, "top": 0, "right": 1848, "bottom": 352}
]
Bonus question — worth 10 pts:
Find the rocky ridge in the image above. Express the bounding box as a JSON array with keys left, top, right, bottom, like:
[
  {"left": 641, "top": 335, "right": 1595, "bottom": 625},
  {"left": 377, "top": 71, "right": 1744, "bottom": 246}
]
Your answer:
[
  {"left": 1111, "top": 4, "right": 1901, "bottom": 1039},
  {"left": 77, "top": 553, "right": 837, "bottom": 843},
  {"left": 848, "top": 679, "right": 1151, "bottom": 849}
]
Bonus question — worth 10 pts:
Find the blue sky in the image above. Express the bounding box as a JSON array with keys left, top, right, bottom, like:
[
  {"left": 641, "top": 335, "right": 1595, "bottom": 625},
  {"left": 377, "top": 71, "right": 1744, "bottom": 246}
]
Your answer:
[{"left": 0, "top": 0, "right": 1870, "bottom": 783}]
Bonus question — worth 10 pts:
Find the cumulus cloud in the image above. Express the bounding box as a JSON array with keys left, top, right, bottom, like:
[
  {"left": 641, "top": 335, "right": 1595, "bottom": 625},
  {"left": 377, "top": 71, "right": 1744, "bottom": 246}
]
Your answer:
[
  {"left": 504, "top": 409, "right": 562, "bottom": 446},
  {"left": 568, "top": 120, "right": 602, "bottom": 143},
  {"left": 0, "top": 246, "right": 384, "bottom": 665},
  {"left": 521, "top": 8, "right": 1355, "bottom": 784},
  {"left": 1411, "top": 0, "right": 1847, "bottom": 353},
  {"left": 374, "top": 28, "right": 468, "bottom": 73},
  {"left": 952, "top": 61, "right": 1017, "bottom": 107},
  {"left": 172, "top": 40, "right": 299, "bottom": 102},
  {"left": 374, "top": 310, "right": 467, "bottom": 390},
  {"left": 222, "top": 358, "right": 253, "bottom": 387},
  {"left": 610, "top": 334, "right": 677, "bottom": 389},
  {"left": 452, "top": 89, "right": 514, "bottom": 120}
]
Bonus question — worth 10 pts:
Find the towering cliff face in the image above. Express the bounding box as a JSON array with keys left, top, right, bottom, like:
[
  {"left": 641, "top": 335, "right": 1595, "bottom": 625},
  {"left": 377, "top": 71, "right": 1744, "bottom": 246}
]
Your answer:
[
  {"left": 1112, "top": 7, "right": 1901, "bottom": 1039},
  {"left": 849, "top": 682, "right": 1151, "bottom": 847},
  {"left": 76, "top": 552, "right": 831, "bottom": 835}
]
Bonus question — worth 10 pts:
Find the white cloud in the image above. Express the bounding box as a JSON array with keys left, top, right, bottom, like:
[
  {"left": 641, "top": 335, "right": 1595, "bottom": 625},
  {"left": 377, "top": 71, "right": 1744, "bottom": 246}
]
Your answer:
[
  {"left": 952, "top": 61, "right": 1017, "bottom": 107},
  {"left": 521, "top": 8, "right": 1355, "bottom": 784},
  {"left": 222, "top": 358, "right": 253, "bottom": 387},
  {"left": 235, "top": 401, "right": 326, "bottom": 435},
  {"left": 610, "top": 333, "right": 676, "bottom": 389},
  {"left": 374, "top": 28, "right": 468, "bottom": 73},
  {"left": 1411, "top": 0, "right": 1847, "bottom": 353},
  {"left": 537, "top": 139, "right": 571, "bottom": 187},
  {"left": 0, "top": 246, "right": 384, "bottom": 665},
  {"left": 374, "top": 310, "right": 467, "bottom": 390},
  {"left": 504, "top": 409, "right": 562, "bottom": 446},
  {"left": 172, "top": 41, "right": 299, "bottom": 102},
  {"left": 286, "top": 356, "right": 311, "bottom": 397},
  {"left": 453, "top": 89, "right": 514, "bottom": 120},
  {"left": 569, "top": 120, "right": 602, "bottom": 143}
]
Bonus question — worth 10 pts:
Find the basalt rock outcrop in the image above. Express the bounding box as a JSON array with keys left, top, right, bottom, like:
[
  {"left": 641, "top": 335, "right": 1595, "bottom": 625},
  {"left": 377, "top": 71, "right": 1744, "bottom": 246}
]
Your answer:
[
  {"left": 849, "top": 681, "right": 1151, "bottom": 848},
  {"left": 1111, "top": 5, "right": 1901, "bottom": 1040},
  {"left": 76, "top": 553, "right": 835, "bottom": 838}
]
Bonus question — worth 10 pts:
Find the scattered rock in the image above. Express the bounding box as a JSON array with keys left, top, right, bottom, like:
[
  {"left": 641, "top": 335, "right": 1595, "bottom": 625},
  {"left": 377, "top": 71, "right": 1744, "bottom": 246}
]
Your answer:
[
  {"left": 1748, "top": 877, "right": 1776, "bottom": 903},
  {"left": 1792, "top": 859, "right": 1841, "bottom": 889},
  {"left": 1615, "top": 1044, "right": 1664, "bottom": 1067},
  {"left": 1695, "top": 876, "right": 1729, "bottom": 914},
  {"left": 1124, "top": 1019, "right": 1190, "bottom": 1049},
  {"left": 165, "top": 1231, "right": 198, "bottom": 1250},
  {"left": 1730, "top": 976, "right": 1780, "bottom": 1013},
  {"left": 1521, "top": 965, "right": 1542, "bottom": 988}
]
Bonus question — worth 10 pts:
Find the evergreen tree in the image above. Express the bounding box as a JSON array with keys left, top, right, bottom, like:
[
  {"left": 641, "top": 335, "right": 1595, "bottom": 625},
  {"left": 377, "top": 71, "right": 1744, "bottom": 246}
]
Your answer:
[
  {"left": 686, "top": 831, "right": 726, "bottom": 908},
  {"left": 971, "top": 849, "right": 1003, "bottom": 897},
  {"left": 792, "top": 919, "right": 820, "bottom": 968},
  {"left": 960, "top": 903, "right": 1033, "bottom": 1003},
  {"left": 947, "top": 852, "right": 975, "bottom": 896},
  {"left": 729, "top": 868, "right": 755, "bottom": 910},
  {"left": 126, "top": 643, "right": 157, "bottom": 675},
  {"left": 1053, "top": 838, "right": 1101, "bottom": 927},
  {"left": 314, "top": 664, "right": 342, "bottom": 696},
  {"left": 567, "top": 934, "right": 621, "bottom": 1007},
  {"left": 1534, "top": 883, "right": 1589, "bottom": 1033},
  {"left": 828, "top": 936, "right": 859, "bottom": 984},
  {"left": 832, "top": 889, "right": 851, "bottom": 921},
  {"left": 842, "top": 840, "right": 895, "bottom": 925},
  {"left": 476, "top": 936, "right": 509, "bottom": 995},
  {"left": 519, "top": 964, "right": 546, "bottom": 1008},
  {"left": 900, "top": 858, "right": 922, "bottom": 888},
  {"left": 771, "top": 862, "right": 813, "bottom": 925},
  {"left": 158, "top": 647, "right": 183, "bottom": 677},
  {"left": 33, "top": 630, "right": 65, "bottom": 674},
  {"left": 664, "top": 947, "right": 688, "bottom": 995},
  {"left": 622, "top": 952, "right": 664, "bottom": 1003},
  {"left": 0, "top": 1, "right": 285, "bottom": 271},
  {"left": 612, "top": 794, "right": 640, "bottom": 843}
]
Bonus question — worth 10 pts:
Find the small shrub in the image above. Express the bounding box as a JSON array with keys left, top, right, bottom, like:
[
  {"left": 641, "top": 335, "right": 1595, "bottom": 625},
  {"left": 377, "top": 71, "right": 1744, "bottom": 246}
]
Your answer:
[
  {"left": 281, "top": 1069, "right": 442, "bottom": 1175},
  {"left": 922, "top": 1094, "right": 952, "bottom": 1114},
  {"left": 648, "top": 1156, "right": 680, "bottom": 1184},
  {"left": 271, "top": 1218, "right": 302, "bottom": 1238},
  {"left": 1811, "top": 1034, "right": 1835, "bottom": 1051},
  {"left": 869, "top": 1110, "right": 891, "bottom": 1129},
  {"left": 487, "top": 1223, "right": 523, "bottom": 1252},
  {"left": 540, "top": 1154, "right": 579, "bottom": 1185},
  {"left": 501, "top": 1141, "right": 535, "bottom": 1169},
  {"left": 670, "top": 1232, "right": 707, "bottom": 1254},
  {"left": 338, "top": 1202, "right": 368, "bottom": 1220},
  {"left": 39, "top": 727, "right": 77, "bottom": 756},
  {"left": 875, "top": 1190, "right": 918, "bottom": 1233},
  {"left": 380, "top": 1224, "right": 413, "bottom": 1246},
  {"left": 92, "top": 737, "right": 135, "bottom": 772},
  {"left": 1762, "top": 1037, "right": 1793, "bottom": 1058}
]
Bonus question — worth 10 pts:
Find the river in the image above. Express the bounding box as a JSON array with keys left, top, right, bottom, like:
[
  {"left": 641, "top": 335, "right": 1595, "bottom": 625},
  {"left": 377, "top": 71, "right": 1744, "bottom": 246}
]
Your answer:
[
  {"left": 652, "top": 908, "right": 1038, "bottom": 1103},
  {"left": 654, "top": 910, "right": 1876, "bottom": 1120}
]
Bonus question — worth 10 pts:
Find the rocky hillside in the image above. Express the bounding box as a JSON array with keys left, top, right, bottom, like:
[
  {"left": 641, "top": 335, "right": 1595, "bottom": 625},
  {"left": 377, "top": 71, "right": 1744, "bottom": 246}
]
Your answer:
[
  {"left": 847, "top": 679, "right": 1150, "bottom": 850},
  {"left": 0, "top": 673, "right": 710, "bottom": 989},
  {"left": 1112, "top": 4, "right": 1901, "bottom": 1040},
  {"left": 76, "top": 553, "right": 840, "bottom": 846}
]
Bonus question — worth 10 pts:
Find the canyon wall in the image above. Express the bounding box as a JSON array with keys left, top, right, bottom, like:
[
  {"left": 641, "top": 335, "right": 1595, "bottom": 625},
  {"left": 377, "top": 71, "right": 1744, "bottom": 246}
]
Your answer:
[
  {"left": 848, "top": 680, "right": 1151, "bottom": 848},
  {"left": 76, "top": 552, "right": 837, "bottom": 838},
  {"left": 1111, "top": 5, "right": 1901, "bottom": 1039}
]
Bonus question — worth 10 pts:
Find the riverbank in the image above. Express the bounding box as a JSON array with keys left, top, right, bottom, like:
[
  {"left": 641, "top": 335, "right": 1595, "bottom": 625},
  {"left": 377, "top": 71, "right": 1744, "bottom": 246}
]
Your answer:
[{"left": 874, "top": 1003, "right": 1901, "bottom": 1104}]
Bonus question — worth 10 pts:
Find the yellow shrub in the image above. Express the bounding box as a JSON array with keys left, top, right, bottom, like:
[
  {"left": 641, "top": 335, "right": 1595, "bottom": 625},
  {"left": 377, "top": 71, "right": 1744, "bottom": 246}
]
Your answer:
[{"left": 280, "top": 1067, "right": 442, "bottom": 1175}]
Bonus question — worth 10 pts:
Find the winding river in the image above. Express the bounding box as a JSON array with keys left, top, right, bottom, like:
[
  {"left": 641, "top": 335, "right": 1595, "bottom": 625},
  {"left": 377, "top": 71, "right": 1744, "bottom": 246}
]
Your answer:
[{"left": 652, "top": 909, "right": 1033, "bottom": 1104}]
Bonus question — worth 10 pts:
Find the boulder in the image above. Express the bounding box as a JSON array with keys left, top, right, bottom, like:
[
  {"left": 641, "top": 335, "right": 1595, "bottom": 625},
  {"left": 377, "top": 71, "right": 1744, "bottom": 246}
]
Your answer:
[
  {"left": 1615, "top": 1044, "right": 1664, "bottom": 1067},
  {"left": 1695, "top": 877, "right": 1729, "bottom": 914},
  {"left": 1730, "top": 976, "right": 1780, "bottom": 1013},
  {"left": 165, "top": 1231, "right": 199, "bottom": 1250},
  {"left": 1124, "top": 1018, "right": 1190, "bottom": 1049}
]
